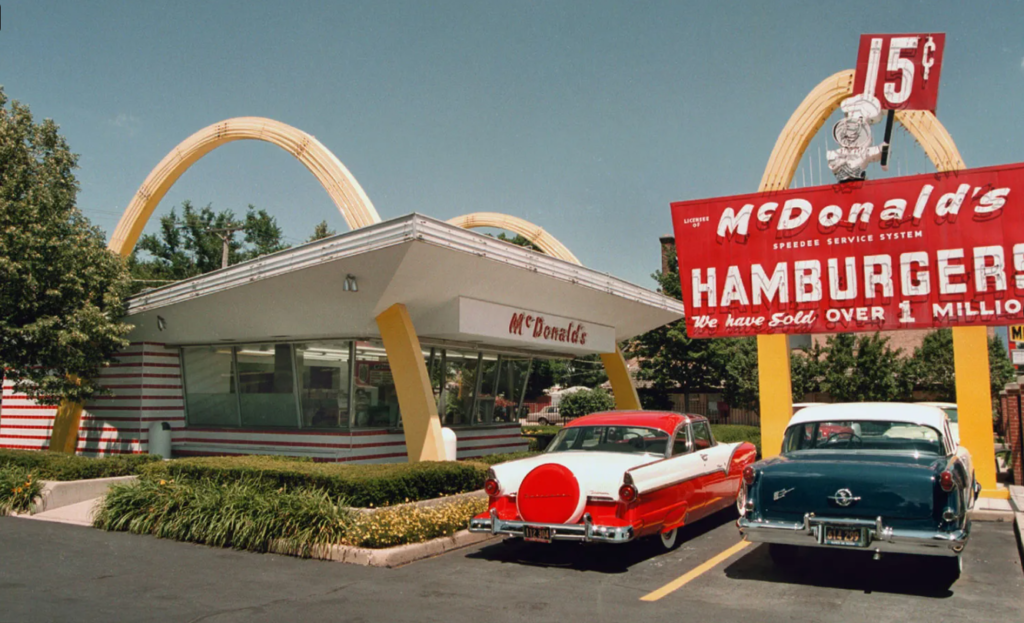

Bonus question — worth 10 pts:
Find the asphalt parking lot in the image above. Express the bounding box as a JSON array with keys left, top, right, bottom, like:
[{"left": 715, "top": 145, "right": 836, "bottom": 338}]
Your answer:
[{"left": 1, "top": 511, "right": 1021, "bottom": 623}]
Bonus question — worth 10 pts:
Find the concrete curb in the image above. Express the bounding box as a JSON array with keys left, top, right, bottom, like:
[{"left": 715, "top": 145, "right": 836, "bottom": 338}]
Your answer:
[
  {"left": 31, "top": 476, "right": 137, "bottom": 515},
  {"left": 1009, "top": 485, "right": 1024, "bottom": 566},
  {"left": 330, "top": 530, "right": 497, "bottom": 567}
]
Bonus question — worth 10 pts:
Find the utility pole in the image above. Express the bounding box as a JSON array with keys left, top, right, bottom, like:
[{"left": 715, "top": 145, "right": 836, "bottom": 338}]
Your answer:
[{"left": 208, "top": 224, "right": 246, "bottom": 269}]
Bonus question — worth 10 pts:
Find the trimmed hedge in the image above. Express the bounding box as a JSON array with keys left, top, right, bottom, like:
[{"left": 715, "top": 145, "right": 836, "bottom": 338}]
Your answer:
[
  {"left": 143, "top": 456, "right": 486, "bottom": 508},
  {"left": 468, "top": 451, "right": 539, "bottom": 466},
  {"left": 711, "top": 424, "right": 762, "bottom": 456},
  {"left": 521, "top": 425, "right": 560, "bottom": 452},
  {"left": 0, "top": 449, "right": 160, "bottom": 481}
]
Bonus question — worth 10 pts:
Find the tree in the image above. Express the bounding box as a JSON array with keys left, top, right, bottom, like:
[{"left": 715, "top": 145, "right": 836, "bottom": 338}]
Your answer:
[
  {"left": 0, "top": 88, "right": 132, "bottom": 406},
  {"left": 130, "top": 201, "right": 289, "bottom": 291},
  {"left": 308, "top": 220, "right": 336, "bottom": 242},
  {"left": 628, "top": 243, "right": 754, "bottom": 399},
  {"left": 909, "top": 328, "right": 1016, "bottom": 401},
  {"left": 819, "top": 333, "right": 912, "bottom": 402},
  {"left": 559, "top": 388, "right": 615, "bottom": 420}
]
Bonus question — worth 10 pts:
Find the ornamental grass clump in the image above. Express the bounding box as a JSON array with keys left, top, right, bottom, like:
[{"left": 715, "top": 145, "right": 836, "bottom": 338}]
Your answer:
[
  {"left": 0, "top": 466, "right": 42, "bottom": 515},
  {"left": 343, "top": 496, "right": 488, "bottom": 549},
  {"left": 94, "top": 477, "right": 354, "bottom": 557}
]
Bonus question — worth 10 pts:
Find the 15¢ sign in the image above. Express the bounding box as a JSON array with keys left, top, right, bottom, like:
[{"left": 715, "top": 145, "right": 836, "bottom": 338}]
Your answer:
[{"left": 853, "top": 33, "right": 945, "bottom": 112}]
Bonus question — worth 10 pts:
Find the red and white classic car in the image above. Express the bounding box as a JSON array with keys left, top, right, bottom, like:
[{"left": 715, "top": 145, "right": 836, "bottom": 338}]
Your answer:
[{"left": 469, "top": 411, "right": 758, "bottom": 549}]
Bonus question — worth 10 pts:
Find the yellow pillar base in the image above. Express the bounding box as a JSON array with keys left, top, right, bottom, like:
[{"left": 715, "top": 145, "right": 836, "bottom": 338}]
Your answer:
[
  {"left": 601, "top": 346, "right": 641, "bottom": 411},
  {"left": 953, "top": 325, "right": 998, "bottom": 493},
  {"left": 757, "top": 334, "right": 793, "bottom": 459},
  {"left": 978, "top": 488, "right": 1011, "bottom": 500},
  {"left": 49, "top": 400, "right": 84, "bottom": 455},
  {"left": 375, "top": 303, "right": 446, "bottom": 463}
]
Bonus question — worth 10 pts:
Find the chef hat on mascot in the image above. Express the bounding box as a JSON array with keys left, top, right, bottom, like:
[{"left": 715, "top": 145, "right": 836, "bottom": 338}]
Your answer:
[{"left": 840, "top": 94, "right": 884, "bottom": 125}]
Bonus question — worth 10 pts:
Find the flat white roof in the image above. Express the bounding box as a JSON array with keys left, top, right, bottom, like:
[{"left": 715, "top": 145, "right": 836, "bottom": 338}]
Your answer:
[
  {"left": 125, "top": 213, "right": 686, "bottom": 354},
  {"left": 789, "top": 402, "right": 948, "bottom": 430}
]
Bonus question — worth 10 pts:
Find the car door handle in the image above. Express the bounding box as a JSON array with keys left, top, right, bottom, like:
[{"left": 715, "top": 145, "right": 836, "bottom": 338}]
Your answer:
[{"left": 700, "top": 453, "right": 708, "bottom": 461}]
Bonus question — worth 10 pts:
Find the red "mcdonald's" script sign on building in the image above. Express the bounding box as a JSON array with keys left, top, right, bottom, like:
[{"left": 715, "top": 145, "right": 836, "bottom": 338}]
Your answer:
[{"left": 671, "top": 163, "right": 1024, "bottom": 338}]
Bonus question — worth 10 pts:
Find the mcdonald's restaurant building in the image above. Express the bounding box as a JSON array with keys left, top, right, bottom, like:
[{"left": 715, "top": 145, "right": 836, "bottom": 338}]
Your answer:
[{"left": 0, "top": 214, "right": 685, "bottom": 463}]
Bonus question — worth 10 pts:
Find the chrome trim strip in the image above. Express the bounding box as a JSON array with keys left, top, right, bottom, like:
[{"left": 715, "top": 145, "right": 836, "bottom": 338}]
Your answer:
[
  {"left": 469, "top": 513, "right": 635, "bottom": 543},
  {"left": 737, "top": 515, "right": 969, "bottom": 557}
]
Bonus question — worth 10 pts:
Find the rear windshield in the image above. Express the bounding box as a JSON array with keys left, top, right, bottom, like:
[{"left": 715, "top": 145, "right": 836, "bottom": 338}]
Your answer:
[
  {"left": 547, "top": 426, "right": 669, "bottom": 455},
  {"left": 783, "top": 420, "right": 944, "bottom": 455}
]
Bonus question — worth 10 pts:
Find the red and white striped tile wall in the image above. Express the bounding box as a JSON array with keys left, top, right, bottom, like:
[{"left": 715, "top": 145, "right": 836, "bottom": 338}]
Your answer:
[
  {"left": 1, "top": 343, "right": 527, "bottom": 462},
  {"left": 174, "top": 424, "right": 526, "bottom": 463},
  {"left": 0, "top": 342, "right": 185, "bottom": 457}
]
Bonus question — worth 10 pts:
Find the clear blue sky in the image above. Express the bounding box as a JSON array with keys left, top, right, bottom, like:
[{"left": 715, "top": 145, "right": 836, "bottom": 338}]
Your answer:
[{"left": 4, "top": 1, "right": 1024, "bottom": 286}]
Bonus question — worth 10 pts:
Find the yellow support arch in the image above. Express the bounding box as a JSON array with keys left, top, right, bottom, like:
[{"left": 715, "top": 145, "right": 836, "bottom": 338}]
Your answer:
[
  {"left": 450, "top": 212, "right": 640, "bottom": 411},
  {"left": 756, "top": 70, "right": 1001, "bottom": 499},
  {"left": 376, "top": 304, "right": 447, "bottom": 462},
  {"left": 448, "top": 212, "right": 581, "bottom": 264},
  {"left": 107, "top": 116, "right": 381, "bottom": 257}
]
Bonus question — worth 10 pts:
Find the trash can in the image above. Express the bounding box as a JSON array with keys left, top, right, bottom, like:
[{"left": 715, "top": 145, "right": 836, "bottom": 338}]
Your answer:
[
  {"left": 442, "top": 427, "right": 458, "bottom": 461},
  {"left": 148, "top": 421, "right": 172, "bottom": 459}
]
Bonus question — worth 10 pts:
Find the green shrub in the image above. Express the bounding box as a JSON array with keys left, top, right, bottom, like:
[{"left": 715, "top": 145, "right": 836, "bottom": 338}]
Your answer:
[
  {"left": 94, "top": 477, "right": 352, "bottom": 557},
  {"left": 344, "top": 496, "right": 488, "bottom": 548},
  {"left": 468, "top": 451, "right": 539, "bottom": 466},
  {"left": 0, "top": 449, "right": 160, "bottom": 481},
  {"left": 143, "top": 456, "right": 486, "bottom": 507},
  {"left": 0, "top": 466, "right": 43, "bottom": 515},
  {"left": 711, "top": 424, "right": 761, "bottom": 456},
  {"left": 559, "top": 388, "right": 615, "bottom": 420},
  {"left": 521, "top": 425, "right": 560, "bottom": 452}
]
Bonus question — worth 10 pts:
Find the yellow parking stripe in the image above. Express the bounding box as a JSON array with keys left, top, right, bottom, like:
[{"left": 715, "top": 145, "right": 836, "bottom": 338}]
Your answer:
[{"left": 640, "top": 540, "right": 752, "bottom": 602}]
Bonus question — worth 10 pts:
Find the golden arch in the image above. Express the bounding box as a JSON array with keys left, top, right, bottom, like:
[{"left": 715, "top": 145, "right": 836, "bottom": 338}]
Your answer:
[
  {"left": 759, "top": 69, "right": 964, "bottom": 193},
  {"left": 107, "top": 117, "right": 381, "bottom": 256},
  {"left": 447, "top": 212, "right": 581, "bottom": 264},
  {"left": 756, "top": 70, "right": 999, "bottom": 498}
]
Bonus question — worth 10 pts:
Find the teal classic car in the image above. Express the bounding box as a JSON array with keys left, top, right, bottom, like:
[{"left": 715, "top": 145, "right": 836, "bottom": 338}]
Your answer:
[{"left": 737, "top": 403, "right": 976, "bottom": 583}]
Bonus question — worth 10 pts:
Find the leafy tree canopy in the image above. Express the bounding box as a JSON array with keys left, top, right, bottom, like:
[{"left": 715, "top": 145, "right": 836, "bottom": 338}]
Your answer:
[
  {"left": 559, "top": 388, "right": 615, "bottom": 420},
  {"left": 0, "top": 88, "right": 132, "bottom": 404},
  {"left": 907, "top": 328, "right": 1015, "bottom": 401},
  {"left": 307, "top": 220, "right": 336, "bottom": 242},
  {"left": 129, "top": 201, "right": 289, "bottom": 291}
]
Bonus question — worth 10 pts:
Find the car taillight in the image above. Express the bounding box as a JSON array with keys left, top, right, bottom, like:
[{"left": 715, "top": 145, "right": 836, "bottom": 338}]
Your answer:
[
  {"left": 939, "top": 471, "right": 954, "bottom": 492},
  {"left": 743, "top": 466, "right": 756, "bottom": 486},
  {"left": 484, "top": 478, "right": 500, "bottom": 497},
  {"left": 619, "top": 483, "right": 638, "bottom": 503}
]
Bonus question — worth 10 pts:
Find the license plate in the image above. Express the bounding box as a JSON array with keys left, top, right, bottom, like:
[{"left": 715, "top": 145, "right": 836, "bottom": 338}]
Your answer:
[
  {"left": 821, "top": 525, "right": 866, "bottom": 547},
  {"left": 523, "top": 525, "right": 552, "bottom": 543}
]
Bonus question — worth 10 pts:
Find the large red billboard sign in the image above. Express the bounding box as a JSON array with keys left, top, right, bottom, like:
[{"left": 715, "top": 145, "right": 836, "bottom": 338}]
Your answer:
[
  {"left": 853, "top": 33, "right": 945, "bottom": 112},
  {"left": 671, "top": 163, "right": 1024, "bottom": 338}
]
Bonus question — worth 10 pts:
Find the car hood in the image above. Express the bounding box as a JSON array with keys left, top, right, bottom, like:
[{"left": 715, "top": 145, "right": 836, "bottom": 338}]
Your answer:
[{"left": 491, "top": 452, "right": 658, "bottom": 499}]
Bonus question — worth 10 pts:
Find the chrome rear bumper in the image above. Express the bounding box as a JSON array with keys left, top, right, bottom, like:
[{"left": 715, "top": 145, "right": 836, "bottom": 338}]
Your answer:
[
  {"left": 469, "top": 509, "right": 634, "bottom": 543},
  {"left": 738, "top": 513, "right": 969, "bottom": 557}
]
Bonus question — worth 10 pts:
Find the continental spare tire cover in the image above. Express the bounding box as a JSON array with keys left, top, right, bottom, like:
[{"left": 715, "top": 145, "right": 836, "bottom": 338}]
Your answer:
[{"left": 516, "top": 463, "right": 586, "bottom": 524}]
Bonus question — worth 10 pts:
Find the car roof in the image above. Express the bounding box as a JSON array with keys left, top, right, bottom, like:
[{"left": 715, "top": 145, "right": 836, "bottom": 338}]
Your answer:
[
  {"left": 565, "top": 411, "right": 699, "bottom": 434},
  {"left": 917, "top": 401, "right": 957, "bottom": 409},
  {"left": 789, "top": 402, "right": 948, "bottom": 429}
]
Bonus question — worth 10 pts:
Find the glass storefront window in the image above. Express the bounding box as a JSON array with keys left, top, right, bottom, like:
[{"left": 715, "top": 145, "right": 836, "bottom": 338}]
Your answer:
[
  {"left": 353, "top": 342, "right": 402, "bottom": 428},
  {"left": 181, "top": 339, "right": 536, "bottom": 431},
  {"left": 296, "top": 341, "right": 352, "bottom": 428},
  {"left": 440, "top": 349, "right": 480, "bottom": 426},
  {"left": 236, "top": 344, "right": 300, "bottom": 427},
  {"left": 494, "top": 356, "right": 531, "bottom": 423},
  {"left": 182, "top": 346, "right": 240, "bottom": 427}
]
